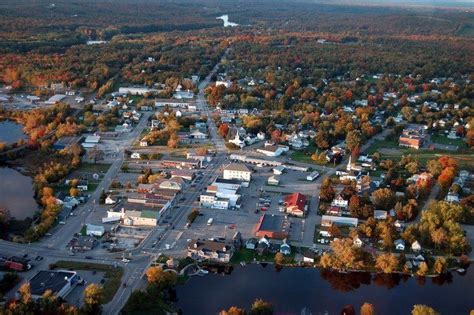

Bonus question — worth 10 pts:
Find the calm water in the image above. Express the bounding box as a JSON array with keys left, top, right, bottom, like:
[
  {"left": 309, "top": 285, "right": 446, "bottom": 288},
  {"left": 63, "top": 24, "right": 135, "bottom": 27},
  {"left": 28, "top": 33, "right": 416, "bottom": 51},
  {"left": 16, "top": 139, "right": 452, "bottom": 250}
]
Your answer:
[
  {"left": 0, "top": 168, "right": 38, "bottom": 220},
  {"left": 176, "top": 264, "right": 474, "bottom": 314},
  {"left": 0, "top": 121, "right": 27, "bottom": 145}
]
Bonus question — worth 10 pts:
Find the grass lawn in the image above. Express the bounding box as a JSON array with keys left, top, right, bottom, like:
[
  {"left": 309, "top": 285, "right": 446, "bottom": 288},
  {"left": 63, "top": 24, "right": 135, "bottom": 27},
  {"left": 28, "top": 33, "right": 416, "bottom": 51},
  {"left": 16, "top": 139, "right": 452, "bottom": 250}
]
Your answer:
[
  {"left": 367, "top": 139, "right": 474, "bottom": 170},
  {"left": 365, "top": 139, "right": 399, "bottom": 154},
  {"left": 430, "top": 134, "right": 467, "bottom": 148},
  {"left": 53, "top": 261, "right": 123, "bottom": 303},
  {"left": 230, "top": 248, "right": 295, "bottom": 264}
]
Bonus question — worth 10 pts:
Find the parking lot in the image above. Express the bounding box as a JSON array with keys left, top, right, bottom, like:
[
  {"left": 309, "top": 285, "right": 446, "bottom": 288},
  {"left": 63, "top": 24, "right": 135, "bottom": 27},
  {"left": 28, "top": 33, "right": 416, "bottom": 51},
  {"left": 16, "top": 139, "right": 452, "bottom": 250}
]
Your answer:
[{"left": 66, "top": 270, "right": 105, "bottom": 307}]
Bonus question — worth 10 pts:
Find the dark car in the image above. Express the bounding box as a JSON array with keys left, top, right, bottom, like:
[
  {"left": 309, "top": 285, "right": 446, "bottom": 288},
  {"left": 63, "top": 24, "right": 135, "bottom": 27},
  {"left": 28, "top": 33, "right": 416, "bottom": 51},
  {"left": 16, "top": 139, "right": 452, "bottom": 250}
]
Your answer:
[{"left": 85, "top": 256, "right": 93, "bottom": 260}]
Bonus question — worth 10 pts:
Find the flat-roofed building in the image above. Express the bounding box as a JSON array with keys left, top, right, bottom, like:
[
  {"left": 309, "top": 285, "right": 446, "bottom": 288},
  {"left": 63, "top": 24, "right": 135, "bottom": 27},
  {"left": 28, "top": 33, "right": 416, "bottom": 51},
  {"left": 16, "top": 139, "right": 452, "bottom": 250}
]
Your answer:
[
  {"left": 223, "top": 163, "right": 252, "bottom": 182},
  {"left": 53, "top": 136, "right": 83, "bottom": 150},
  {"left": 25, "top": 270, "right": 79, "bottom": 300},
  {"left": 255, "top": 214, "right": 290, "bottom": 240}
]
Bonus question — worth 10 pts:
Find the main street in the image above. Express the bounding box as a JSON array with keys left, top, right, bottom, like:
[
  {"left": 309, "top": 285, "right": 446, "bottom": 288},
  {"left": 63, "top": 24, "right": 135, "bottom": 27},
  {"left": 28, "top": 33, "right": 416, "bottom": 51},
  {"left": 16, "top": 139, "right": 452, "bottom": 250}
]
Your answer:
[{"left": 103, "top": 50, "right": 231, "bottom": 314}]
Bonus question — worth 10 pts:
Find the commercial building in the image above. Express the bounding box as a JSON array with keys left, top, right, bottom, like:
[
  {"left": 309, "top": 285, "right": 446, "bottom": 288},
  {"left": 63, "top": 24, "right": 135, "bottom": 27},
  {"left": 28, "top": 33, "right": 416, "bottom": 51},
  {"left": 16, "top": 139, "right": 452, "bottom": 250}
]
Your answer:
[
  {"left": 399, "top": 126, "right": 426, "bottom": 150},
  {"left": 200, "top": 193, "right": 230, "bottom": 210},
  {"left": 223, "top": 163, "right": 252, "bottom": 182},
  {"left": 284, "top": 192, "right": 307, "bottom": 217},
  {"left": 52, "top": 136, "right": 83, "bottom": 150},
  {"left": 255, "top": 214, "right": 290, "bottom": 240},
  {"left": 118, "top": 87, "right": 160, "bottom": 95},
  {"left": 26, "top": 270, "right": 79, "bottom": 300},
  {"left": 45, "top": 94, "right": 66, "bottom": 105}
]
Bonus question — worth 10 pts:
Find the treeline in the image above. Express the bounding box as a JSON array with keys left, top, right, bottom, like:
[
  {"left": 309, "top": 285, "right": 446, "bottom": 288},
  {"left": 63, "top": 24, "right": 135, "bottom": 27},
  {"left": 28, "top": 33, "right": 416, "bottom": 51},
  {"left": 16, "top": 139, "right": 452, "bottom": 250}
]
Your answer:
[{"left": 0, "top": 34, "right": 225, "bottom": 94}]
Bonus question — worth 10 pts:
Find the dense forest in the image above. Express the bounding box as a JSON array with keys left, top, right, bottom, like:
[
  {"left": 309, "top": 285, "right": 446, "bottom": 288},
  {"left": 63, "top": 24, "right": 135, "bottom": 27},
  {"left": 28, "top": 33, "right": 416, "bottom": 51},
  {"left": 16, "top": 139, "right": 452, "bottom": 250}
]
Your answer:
[{"left": 0, "top": 0, "right": 472, "bottom": 93}]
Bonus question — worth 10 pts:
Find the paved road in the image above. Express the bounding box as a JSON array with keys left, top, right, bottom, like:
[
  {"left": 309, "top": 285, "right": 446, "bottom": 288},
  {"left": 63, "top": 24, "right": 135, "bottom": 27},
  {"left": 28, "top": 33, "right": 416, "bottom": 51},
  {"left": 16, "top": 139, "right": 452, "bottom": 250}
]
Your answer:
[
  {"left": 40, "top": 112, "right": 152, "bottom": 251},
  {"left": 104, "top": 50, "right": 231, "bottom": 315}
]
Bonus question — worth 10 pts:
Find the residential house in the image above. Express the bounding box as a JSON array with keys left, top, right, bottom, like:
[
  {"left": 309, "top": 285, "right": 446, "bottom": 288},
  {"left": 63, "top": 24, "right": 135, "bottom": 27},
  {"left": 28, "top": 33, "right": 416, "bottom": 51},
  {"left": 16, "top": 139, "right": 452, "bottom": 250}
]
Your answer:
[
  {"left": 445, "top": 192, "right": 460, "bottom": 203},
  {"left": 374, "top": 210, "right": 388, "bottom": 220},
  {"left": 331, "top": 194, "right": 348, "bottom": 209},
  {"left": 280, "top": 239, "right": 291, "bottom": 255},
  {"left": 187, "top": 239, "right": 234, "bottom": 263},
  {"left": 411, "top": 241, "right": 422, "bottom": 252},
  {"left": 245, "top": 238, "right": 258, "bottom": 250},
  {"left": 394, "top": 239, "right": 406, "bottom": 251},
  {"left": 302, "top": 251, "right": 316, "bottom": 264}
]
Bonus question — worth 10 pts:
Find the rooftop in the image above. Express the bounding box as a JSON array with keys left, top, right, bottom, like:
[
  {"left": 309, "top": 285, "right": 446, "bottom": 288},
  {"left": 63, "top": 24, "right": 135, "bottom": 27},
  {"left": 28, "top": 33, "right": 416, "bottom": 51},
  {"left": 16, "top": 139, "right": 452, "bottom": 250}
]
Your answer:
[
  {"left": 257, "top": 214, "right": 289, "bottom": 232},
  {"left": 224, "top": 163, "right": 251, "bottom": 173},
  {"left": 29, "top": 270, "right": 77, "bottom": 297}
]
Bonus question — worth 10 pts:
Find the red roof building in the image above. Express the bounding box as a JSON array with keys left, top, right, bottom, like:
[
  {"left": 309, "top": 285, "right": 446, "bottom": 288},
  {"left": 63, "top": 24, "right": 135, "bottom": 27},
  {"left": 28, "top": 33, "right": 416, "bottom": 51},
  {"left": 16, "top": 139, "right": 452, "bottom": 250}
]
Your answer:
[
  {"left": 255, "top": 214, "right": 289, "bottom": 240},
  {"left": 284, "top": 192, "right": 307, "bottom": 217}
]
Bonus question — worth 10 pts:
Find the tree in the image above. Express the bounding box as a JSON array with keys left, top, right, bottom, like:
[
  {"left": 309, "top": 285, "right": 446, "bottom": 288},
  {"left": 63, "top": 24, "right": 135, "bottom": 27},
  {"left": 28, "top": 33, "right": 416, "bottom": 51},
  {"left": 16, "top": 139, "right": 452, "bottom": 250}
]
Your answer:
[
  {"left": 82, "top": 283, "right": 103, "bottom": 314},
  {"left": 99, "top": 189, "right": 107, "bottom": 204},
  {"left": 375, "top": 253, "right": 399, "bottom": 273},
  {"left": 411, "top": 305, "right": 439, "bottom": 315},
  {"left": 220, "top": 306, "right": 247, "bottom": 315},
  {"left": 360, "top": 303, "right": 375, "bottom": 315},
  {"left": 319, "top": 252, "right": 333, "bottom": 269},
  {"left": 274, "top": 252, "right": 284, "bottom": 266},
  {"left": 145, "top": 266, "right": 177, "bottom": 289},
  {"left": 251, "top": 299, "right": 273, "bottom": 315},
  {"left": 372, "top": 188, "right": 396, "bottom": 210},
  {"left": 433, "top": 257, "right": 447, "bottom": 274},
  {"left": 218, "top": 123, "right": 229, "bottom": 138},
  {"left": 69, "top": 187, "right": 79, "bottom": 197},
  {"left": 346, "top": 130, "right": 362, "bottom": 152},
  {"left": 320, "top": 177, "right": 335, "bottom": 202},
  {"left": 315, "top": 130, "right": 330, "bottom": 149},
  {"left": 426, "top": 159, "right": 443, "bottom": 178},
  {"left": 437, "top": 167, "right": 456, "bottom": 189},
  {"left": 416, "top": 262, "right": 429, "bottom": 276}
]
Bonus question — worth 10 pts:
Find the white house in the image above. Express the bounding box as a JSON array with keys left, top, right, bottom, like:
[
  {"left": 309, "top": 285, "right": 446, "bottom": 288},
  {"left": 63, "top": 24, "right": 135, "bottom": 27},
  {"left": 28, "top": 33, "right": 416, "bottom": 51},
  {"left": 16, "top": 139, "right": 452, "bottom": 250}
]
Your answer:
[
  {"left": 223, "top": 163, "right": 252, "bottom": 182},
  {"left": 331, "top": 195, "right": 348, "bottom": 208},
  {"left": 353, "top": 237, "right": 363, "bottom": 248},
  {"left": 411, "top": 240, "right": 422, "bottom": 252},
  {"left": 216, "top": 80, "right": 232, "bottom": 88},
  {"left": 280, "top": 239, "right": 291, "bottom": 255},
  {"left": 445, "top": 192, "right": 460, "bottom": 203},
  {"left": 394, "top": 239, "right": 405, "bottom": 251}
]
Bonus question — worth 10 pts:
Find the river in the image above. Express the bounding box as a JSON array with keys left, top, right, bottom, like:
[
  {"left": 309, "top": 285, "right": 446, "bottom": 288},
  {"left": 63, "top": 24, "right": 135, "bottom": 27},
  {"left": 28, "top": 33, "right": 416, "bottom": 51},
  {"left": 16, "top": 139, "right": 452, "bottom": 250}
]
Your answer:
[
  {"left": 0, "top": 167, "right": 38, "bottom": 220},
  {"left": 175, "top": 264, "right": 473, "bottom": 314},
  {"left": 0, "top": 121, "right": 28, "bottom": 145}
]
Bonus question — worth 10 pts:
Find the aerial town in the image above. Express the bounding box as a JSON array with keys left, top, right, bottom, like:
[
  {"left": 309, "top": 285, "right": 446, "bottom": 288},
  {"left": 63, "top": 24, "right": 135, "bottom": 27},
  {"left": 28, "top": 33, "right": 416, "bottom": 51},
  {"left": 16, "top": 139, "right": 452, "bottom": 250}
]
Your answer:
[{"left": 0, "top": 1, "right": 473, "bottom": 314}]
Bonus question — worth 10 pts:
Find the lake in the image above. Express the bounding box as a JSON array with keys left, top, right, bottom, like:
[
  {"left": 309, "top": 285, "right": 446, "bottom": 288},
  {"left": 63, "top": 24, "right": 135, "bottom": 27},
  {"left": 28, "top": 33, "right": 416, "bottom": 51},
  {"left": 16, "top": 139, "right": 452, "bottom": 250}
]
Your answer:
[
  {"left": 216, "top": 15, "right": 238, "bottom": 27},
  {"left": 176, "top": 264, "right": 473, "bottom": 314},
  {"left": 0, "top": 168, "right": 38, "bottom": 220},
  {"left": 0, "top": 121, "right": 28, "bottom": 145}
]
